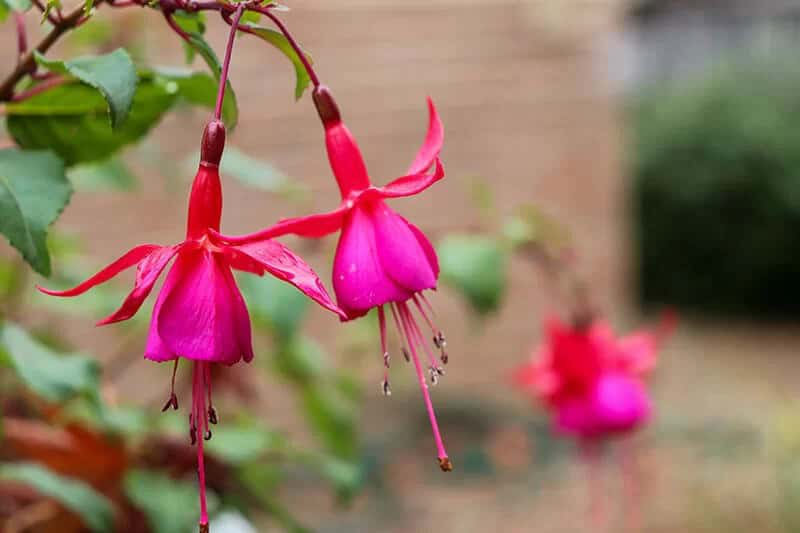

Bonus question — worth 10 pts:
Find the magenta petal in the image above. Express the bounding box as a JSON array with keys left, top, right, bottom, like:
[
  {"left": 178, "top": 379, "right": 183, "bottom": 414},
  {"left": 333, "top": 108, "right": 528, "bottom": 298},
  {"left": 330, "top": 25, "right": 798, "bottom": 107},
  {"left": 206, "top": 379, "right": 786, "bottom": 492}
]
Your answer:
[
  {"left": 209, "top": 204, "right": 348, "bottom": 245},
  {"left": 407, "top": 97, "right": 444, "bottom": 175},
  {"left": 38, "top": 244, "right": 161, "bottom": 297},
  {"left": 371, "top": 203, "right": 437, "bottom": 294},
  {"left": 333, "top": 206, "right": 412, "bottom": 315},
  {"left": 97, "top": 244, "right": 183, "bottom": 326},
  {"left": 617, "top": 332, "right": 659, "bottom": 376},
  {"left": 230, "top": 240, "right": 346, "bottom": 320},
  {"left": 370, "top": 158, "right": 445, "bottom": 200},
  {"left": 144, "top": 260, "right": 183, "bottom": 363},
  {"left": 156, "top": 251, "right": 250, "bottom": 365},
  {"left": 591, "top": 373, "right": 651, "bottom": 433},
  {"left": 405, "top": 217, "right": 440, "bottom": 279}
]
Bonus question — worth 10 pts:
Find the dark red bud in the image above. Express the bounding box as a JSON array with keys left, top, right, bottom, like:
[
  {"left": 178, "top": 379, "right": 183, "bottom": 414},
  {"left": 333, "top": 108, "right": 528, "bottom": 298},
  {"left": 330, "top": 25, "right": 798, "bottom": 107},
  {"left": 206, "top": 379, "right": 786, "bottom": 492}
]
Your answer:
[
  {"left": 200, "top": 120, "right": 226, "bottom": 167},
  {"left": 312, "top": 85, "right": 341, "bottom": 126}
]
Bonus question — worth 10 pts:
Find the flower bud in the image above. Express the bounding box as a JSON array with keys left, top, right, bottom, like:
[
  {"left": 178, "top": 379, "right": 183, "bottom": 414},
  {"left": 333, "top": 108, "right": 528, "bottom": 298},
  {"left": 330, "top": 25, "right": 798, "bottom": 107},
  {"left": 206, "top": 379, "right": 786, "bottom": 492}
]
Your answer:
[
  {"left": 200, "top": 120, "right": 226, "bottom": 167},
  {"left": 312, "top": 85, "right": 342, "bottom": 126}
]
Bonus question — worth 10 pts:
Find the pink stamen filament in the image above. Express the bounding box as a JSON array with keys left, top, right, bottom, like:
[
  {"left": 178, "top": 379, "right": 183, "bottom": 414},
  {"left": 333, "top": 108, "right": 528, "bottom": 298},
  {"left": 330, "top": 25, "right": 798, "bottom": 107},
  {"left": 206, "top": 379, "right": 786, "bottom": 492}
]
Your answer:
[
  {"left": 378, "top": 306, "right": 390, "bottom": 393},
  {"left": 407, "top": 304, "right": 440, "bottom": 373},
  {"left": 412, "top": 294, "right": 438, "bottom": 334},
  {"left": 192, "top": 362, "right": 210, "bottom": 528},
  {"left": 395, "top": 302, "right": 451, "bottom": 471},
  {"left": 389, "top": 304, "right": 409, "bottom": 362}
]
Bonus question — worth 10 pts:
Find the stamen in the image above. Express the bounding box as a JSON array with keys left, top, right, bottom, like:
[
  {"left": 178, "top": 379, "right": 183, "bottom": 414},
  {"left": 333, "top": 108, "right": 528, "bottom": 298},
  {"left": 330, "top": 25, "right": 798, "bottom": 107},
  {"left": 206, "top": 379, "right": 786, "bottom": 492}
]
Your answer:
[
  {"left": 389, "top": 304, "right": 410, "bottom": 363},
  {"left": 407, "top": 305, "right": 441, "bottom": 375},
  {"left": 162, "top": 359, "right": 180, "bottom": 411},
  {"left": 382, "top": 379, "right": 392, "bottom": 397},
  {"left": 412, "top": 295, "right": 449, "bottom": 365},
  {"left": 193, "top": 362, "right": 210, "bottom": 528},
  {"left": 208, "top": 406, "right": 218, "bottom": 425},
  {"left": 204, "top": 429, "right": 213, "bottom": 441},
  {"left": 429, "top": 367, "right": 440, "bottom": 386},
  {"left": 395, "top": 302, "right": 451, "bottom": 472}
]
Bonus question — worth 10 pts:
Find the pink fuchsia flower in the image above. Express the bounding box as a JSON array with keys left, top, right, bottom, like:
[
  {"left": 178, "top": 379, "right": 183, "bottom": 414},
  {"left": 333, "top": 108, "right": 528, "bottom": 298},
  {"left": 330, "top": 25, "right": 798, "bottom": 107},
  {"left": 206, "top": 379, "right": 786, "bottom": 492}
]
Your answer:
[
  {"left": 514, "top": 315, "right": 673, "bottom": 440},
  {"left": 211, "top": 86, "right": 453, "bottom": 471},
  {"left": 39, "top": 120, "right": 344, "bottom": 529}
]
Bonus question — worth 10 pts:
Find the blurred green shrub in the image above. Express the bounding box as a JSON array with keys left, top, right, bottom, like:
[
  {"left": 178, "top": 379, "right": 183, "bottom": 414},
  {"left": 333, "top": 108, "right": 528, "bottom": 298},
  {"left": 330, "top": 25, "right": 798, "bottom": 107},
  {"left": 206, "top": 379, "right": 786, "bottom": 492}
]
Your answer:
[{"left": 631, "top": 58, "right": 800, "bottom": 317}]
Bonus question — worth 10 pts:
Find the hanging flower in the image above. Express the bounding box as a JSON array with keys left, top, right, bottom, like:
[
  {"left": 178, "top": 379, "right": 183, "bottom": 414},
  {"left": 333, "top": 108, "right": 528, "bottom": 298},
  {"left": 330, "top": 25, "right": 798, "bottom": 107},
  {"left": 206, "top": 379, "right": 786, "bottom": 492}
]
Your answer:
[
  {"left": 39, "top": 120, "right": 344, "bottom": 529},
  {"left": 211, "top": 86, "right": 453, "bottom": 471},
  {"left": 514, "top": 315, "right": 673, "bottom": 440}
]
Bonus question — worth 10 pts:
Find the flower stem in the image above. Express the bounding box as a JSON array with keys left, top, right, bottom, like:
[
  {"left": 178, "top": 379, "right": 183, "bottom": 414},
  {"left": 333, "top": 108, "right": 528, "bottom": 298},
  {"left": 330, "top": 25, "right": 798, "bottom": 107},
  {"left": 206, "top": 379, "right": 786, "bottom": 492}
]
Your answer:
[
  {"left": 257, "top": 8, "right": 321, "bottom": 88},
  {"left": 214, "top": 4, "right": 245, "bottom": 122}
]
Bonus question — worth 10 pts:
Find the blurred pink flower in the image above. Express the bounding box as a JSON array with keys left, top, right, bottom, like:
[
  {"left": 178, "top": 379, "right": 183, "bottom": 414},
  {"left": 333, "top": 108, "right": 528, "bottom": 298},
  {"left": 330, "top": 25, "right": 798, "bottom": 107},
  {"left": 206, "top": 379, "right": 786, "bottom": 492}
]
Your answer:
[
  {"left": 514, "top": 315, "right": 673, "bottom": 440},
  {"left": 211, "top": 86, "right": 454, "bottom": 471},
  {"left": 39, "top": 120, "right": 343, "bottom": 528}
]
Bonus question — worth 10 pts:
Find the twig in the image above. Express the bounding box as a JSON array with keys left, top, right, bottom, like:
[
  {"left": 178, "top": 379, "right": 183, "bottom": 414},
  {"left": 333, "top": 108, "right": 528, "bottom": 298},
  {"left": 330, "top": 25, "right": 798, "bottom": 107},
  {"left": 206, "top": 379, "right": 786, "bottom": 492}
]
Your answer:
[{"left": 0, "top": 4, "right": 93, "bottom": 101}]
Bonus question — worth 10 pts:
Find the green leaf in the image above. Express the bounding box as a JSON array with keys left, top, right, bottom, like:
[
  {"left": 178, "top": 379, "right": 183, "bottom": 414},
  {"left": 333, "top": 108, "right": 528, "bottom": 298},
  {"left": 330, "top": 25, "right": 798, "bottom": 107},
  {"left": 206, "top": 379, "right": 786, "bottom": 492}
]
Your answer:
[
  {"left": 155, "top": 68, "right": 238, "bottom": 130},
  {"left": 0, "top": 1, "right": 10, "bottom": 21},
  {"left": 0, "top": 322, "right": 101, "bottom": 402},
  {"left": 204, "top": 420, "right": 283, "bottom": 464},
  {"left": 125, "top": 470, "right": 217, "bottom": 533},
  {"left": 238, "top": 272, "right": 310, "bottom": 339},
  {"left": 6, "top": 0, "right": 31, "bottom": 12},
  {"left": 438, "top": 235, "right": 508, "bottom": 315},
  {"left": 7, "top": 78, "right": 177, "bottom": 166},
  {"left": 221, "top": 146, "right": 298, "bottom": 194},
  {"left": 301, "top": 382, "right": 358, "bottom": 459},
  {"left": 183, "top": 32, "right": 238, "bottom": 127},
  {"left": 0, "top": 149, "right": 71, "bottom": 275},
  {"left": 0, "top": 463, "right": 114, "bottom": 532},
  {"left": 241, "top": 25, "right": 312, "bottom": 100},
  {"left": 68, "top": 157, "right": 137, "bottom": 191},
  {"left": 275, "top": 335, "right": 327, "bottom": 383},
  {"left": 35, "top": 49, "right": 138, "bottom": 128}
]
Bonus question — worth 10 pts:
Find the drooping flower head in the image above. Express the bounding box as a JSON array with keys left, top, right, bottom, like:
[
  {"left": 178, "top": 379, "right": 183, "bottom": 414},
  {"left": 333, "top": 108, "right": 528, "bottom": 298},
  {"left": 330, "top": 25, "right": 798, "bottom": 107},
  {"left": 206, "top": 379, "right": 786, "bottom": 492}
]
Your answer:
[
  {"left": 514, "top": 315, "right": 673, "bottom": 441},
  {"left": 39, "top": 120, "right": 344, "bottom": 529},
  {"left": 211, "top": 86, "right": 453, "bottom": 471}
]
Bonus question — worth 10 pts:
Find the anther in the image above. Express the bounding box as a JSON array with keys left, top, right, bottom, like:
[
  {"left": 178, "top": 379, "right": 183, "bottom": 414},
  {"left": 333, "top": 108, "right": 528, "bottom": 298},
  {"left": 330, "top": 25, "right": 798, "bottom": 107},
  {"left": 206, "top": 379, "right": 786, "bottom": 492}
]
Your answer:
[
  {"left": 382, "top": 379, "right": 392, "bottom": 397},
  {"left": 429, "top": 367, "right": 440, "bottom": 386},
  {"left": 438, "top": 457, "right": 454, "bottom": 472},
  {"left": 199, "top": 524, "right": 209, "bottom": 533},
  {"left": 161, "top": 392, "right": 179, "bottom": 412},
  {"left": 190, "top": 426, "right": 197, "bottom": 446},
  {"left": 383, "top": 351, "right": 391, "bottom": 369},
  {"left": 204, "top": 429, "right": 212, "bottom": 441},
  {"left": 208, "top": 406, "right": 218, "bottom": 425},
  {"left": 440, "top": 351, "right": 449, "bottom": 365},
  {"left": 402, "top": 348, "right": 411, "bottom": 363}
]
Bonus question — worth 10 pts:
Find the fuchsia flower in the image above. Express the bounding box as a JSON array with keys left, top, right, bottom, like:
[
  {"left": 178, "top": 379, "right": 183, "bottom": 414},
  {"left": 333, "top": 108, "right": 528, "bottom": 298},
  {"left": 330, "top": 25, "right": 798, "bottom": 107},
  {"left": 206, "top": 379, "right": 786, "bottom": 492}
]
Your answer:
[
  {"left": 514, "top": 315, "right": 673, "bottom": 440},
  {"left": 39, "top": 120, "right": 343, "bottom": 529},
  {"left": 211, "top": 86, "right": 453, "bottom": 471}
]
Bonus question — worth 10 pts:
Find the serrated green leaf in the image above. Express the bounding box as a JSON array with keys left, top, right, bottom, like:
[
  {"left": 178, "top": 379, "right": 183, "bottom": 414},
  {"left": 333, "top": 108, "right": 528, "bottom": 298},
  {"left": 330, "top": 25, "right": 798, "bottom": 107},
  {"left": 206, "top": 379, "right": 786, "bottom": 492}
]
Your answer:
[
  {"left": 0, "top": 463, "right": 114, "bottom": 532},
  {"left": 154, "top": 68, "right": 238, "bottom": 129},
  {"left": 68, "top": 157, "right": 137, "bottom": 191},
  {"left": 34, "top": 49, "right": 137, "bottom": 128},
  {"left": 0, "top": 149, "right": 71, "bottom": 275},
  {"left": 238, "top": 272, "right": 310, "bottom": 339},
  {"left": 240, "top": 25, "right": 312, "bottom": 100},
  {"left": 438, "top": 235, "right": 508, "bottom": 315},
  {"left": 0, "top": 322, "right": 101, "bottom": 401},
  {"left": 6, "top": 79, "right": 177, "bottom": 166},
  {"left": 125, "top": 470, "right": 217, "bottom": 533}
]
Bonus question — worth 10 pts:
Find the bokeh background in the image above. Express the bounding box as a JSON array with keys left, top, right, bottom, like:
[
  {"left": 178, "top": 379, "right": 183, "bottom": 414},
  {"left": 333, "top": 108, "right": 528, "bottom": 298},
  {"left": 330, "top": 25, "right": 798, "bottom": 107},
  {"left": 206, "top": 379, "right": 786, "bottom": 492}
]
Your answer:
[{"left": 4, "top": 0, "right": 800, "bottom": 531}]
